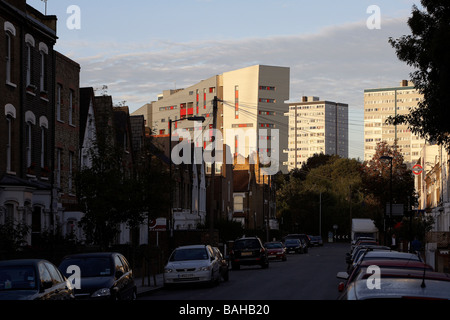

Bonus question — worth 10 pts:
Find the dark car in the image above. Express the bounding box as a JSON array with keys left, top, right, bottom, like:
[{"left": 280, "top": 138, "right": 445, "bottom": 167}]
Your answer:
[
  {"left": 284, "top": 234, "right": 311, "bottom": 249},
  {"left": 230, "top": 237, "right": 269, "bottom": 270},
  {"left": 309, "top": 235, "right": 323, "bottom": 246},
  {"left": 59, "top": 252, "right": 136, "bottom": 300},
  {"left": 284, "top": 239, "right": 303, "bottom": 254},
  {"left": 0, "top": 259, "right": 74, "bottom": 300},
  {"left": 213, "top": 247, "right": 229, "bottom": 282}
]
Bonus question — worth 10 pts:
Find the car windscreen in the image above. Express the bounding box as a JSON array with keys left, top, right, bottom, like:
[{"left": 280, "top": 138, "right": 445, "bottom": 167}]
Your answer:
[
  {"left": 0, "top": 265, "right": 36, "bottom": 291},
  {"left": 233, "top": 240, "right": 260, "bottom": 250},
  {"left": 170, "top": 248, "right": 209, "bottom": 261},
  {"left": 265, "top": 243, "right": 282, "bottom": 249},
  {"left": 59, "top": 257, "right": 113, "bottom": 277},
  {"left": 285, "top": 239, "right": 299, "bottom": 244}
]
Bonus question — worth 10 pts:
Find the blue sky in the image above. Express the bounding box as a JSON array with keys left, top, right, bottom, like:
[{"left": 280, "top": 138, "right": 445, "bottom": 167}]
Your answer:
[{"left": 28, "top": 0, "right": 422, "bottom": 159}]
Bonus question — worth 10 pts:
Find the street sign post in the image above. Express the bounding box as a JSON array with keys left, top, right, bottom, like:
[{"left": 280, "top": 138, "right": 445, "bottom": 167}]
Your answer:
[{"left": 412, "top": 164, "right": 423, "bottom": 176}]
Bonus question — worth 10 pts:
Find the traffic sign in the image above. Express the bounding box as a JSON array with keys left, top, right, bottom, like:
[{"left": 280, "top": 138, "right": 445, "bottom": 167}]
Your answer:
[{"left": 412, "top": 164, "right": 423, "bottom": 176}]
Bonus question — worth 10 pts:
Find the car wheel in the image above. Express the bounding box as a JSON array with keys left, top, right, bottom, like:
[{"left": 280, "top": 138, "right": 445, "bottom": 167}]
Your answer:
[{"left": 232, "top": 263, "right": 240, "bottom": 270}]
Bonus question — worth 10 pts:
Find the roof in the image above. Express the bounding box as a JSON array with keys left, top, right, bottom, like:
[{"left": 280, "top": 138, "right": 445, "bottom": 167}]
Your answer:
[
  {"left": 175, "top": 245, "right": 209, "bottom": 250},
  {"left": 61, "top": 252, "right": 119, "bottom": 259},
  {"left": 79, "top": 87, "right": 96, "bottom": 145},
  {"left": 345, "top": 278, "right": 450, "bottom": 300},
  {"left": 363, "top": 251, "right": 422, "bottom": 261},
  {"left": 358, "top": 259, "right": 432, "bottom": 269},
  {"left": 0, "top": 174, "right": 51, "bottom": 190},
  {"left": 356, "top": 268, "right": 449, "bottom": 282},
  {"left": 0, "top": 259, "right": 47, "bottom": 266}
]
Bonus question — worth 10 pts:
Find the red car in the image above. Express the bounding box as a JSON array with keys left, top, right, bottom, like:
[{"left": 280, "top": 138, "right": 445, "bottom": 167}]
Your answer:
[{"left": 264, "top": 242, "right": 287, "bottom": 261}]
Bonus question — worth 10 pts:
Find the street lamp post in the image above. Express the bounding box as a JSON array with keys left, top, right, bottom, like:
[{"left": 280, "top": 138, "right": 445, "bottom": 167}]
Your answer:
[
  {"left": 168, "top": 116, "right": 205, "bottom": 250},
  {"left": 380, "top": 155, "right": 393, "bottom": 245}
]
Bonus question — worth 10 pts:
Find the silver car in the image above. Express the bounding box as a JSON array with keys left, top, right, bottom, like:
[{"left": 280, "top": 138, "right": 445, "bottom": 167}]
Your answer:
[
  {"left": 339, "top": 269, "right": 450, "bottom": 300},
  {"left": 163, "top": 245, "right": 221, "bottom": 286}
]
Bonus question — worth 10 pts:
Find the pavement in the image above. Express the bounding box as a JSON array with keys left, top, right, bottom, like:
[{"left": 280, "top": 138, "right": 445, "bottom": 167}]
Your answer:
[{"left": 135, "top": 272, "right": 165, "bottom": 297}]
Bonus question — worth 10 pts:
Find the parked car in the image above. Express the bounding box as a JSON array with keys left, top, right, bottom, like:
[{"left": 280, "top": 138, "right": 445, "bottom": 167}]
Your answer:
[
  {"left": 346, "top": 245, "right": 391, "bottom": 265},
  {"left": 337, "top": 259, "right": 434, "bottom": 292},
  {"left": 284, "top": 234, "right": 311, "bottom": 248},
  {"left": 59, "top": 252, "right": 136, "bottom": 300},
  {"left": 338, "top": 269, "right": 450, "bottom": 300},
  {"left": 212, "top": 247, "right": 229, "bottom": 282},
  {"left": 0, "top": 259, "right": 74, "bottom": 300},
  {"left": 351, "top": 236, "right": 377, "bottom": 251},
  {"left": 229, "top": 236, "right": 269, "bottom": 270},
  {"left": 264, "top": 241, "right": 287, "bottom": 261},
  {"left": 284, "top": 239, "right": 303, "bottom": 254},
  {"left": 349, "top": 250, "right": 422, "bottom": 275},
  {"left": 164, "top": 245, "right": 221, "bottom": 286},
  {"left": 309, "top": 235, "right": 323, "bottom": 246}
]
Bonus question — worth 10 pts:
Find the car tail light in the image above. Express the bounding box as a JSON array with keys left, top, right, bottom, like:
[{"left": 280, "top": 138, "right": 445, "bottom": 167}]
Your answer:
[{"left": 338, "top": 282, "right": 345, "bottom": 292}]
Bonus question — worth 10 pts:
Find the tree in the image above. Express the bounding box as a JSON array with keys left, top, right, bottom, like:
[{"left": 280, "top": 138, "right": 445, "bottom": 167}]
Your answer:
[
  {"left": 388, "top": 0, "right": 450, "bottom": 150},
  {"left": 76, "top": 138, "right": 170, "bottom": 248},
  {"left": 0, "top": 218, "right": 30, "bottom": 253},
  {"left": 277, "top": 155, "right": 365, "bottom": 236},
  {"left": 361, "top": 142, "right": 417, "bottom": 226},
  {"left": 76, "top": 141, "right": 131, "bottom": 248}
]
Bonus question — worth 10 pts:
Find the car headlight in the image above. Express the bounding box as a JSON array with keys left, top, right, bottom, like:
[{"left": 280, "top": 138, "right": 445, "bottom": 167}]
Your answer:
[
  {"left": 199, "top": 266, "right": 211, "bottom": 271},
  {"left": 91, "top": 288, "right": 111, "bottom": 298},
  {"left": 164, "top": 268, "right": 173, "bottom": 273}
]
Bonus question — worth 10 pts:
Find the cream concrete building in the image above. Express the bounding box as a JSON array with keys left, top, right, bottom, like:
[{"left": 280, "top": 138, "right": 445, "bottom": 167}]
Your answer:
[
  {"left": 133, "top": 65, "right": 291, "bottom": 173},
  {"left": 364, "top": 80, "right": 426, "bottom": 167},
  {"left": 286, "top": 96, "right": 348, "bottom": 170}
]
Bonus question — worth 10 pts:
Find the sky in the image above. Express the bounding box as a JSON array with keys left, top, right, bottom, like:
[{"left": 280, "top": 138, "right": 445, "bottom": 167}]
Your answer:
[{"left": 28, "top": 0, "right": 422, "bottom": 160}]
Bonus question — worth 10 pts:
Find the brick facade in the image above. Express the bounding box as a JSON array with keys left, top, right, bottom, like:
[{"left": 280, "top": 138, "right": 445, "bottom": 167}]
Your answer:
[
  {"left": 0, "top": 0, "right": 58, "bottom": 246},
  {"left": 55, "top": 51, "right": 80, "bottom": 212}
]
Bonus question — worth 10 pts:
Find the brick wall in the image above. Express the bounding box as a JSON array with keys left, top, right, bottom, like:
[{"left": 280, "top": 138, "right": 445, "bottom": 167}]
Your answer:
[{"left": 55, "top": 51, "right": 80, "bottom": 209}]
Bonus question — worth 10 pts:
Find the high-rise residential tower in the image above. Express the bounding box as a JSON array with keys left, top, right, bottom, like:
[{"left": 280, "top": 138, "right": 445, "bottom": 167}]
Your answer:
[
  {"left": 286, "top": 96, "right": 348, "bottom": 170},
  {"left": 364, "top": 80, "right": 426, "bottom": 167}
]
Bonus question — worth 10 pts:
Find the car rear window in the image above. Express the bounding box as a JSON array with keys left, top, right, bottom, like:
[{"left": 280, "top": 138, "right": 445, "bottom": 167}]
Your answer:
[
  {"left": 170, "top": 248, "right": 209, "bottom": 261},
  {"left": 234, "top": 240, "right": 260, "bottom": 249},
  {"left": 265, "top": 243, "right": 282, "bottom": 249}
]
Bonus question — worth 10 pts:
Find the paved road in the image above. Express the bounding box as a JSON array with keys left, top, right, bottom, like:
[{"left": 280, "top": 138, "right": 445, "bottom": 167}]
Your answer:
[{"left": 140, "top": 242, "right": 349, "bottom": 301}]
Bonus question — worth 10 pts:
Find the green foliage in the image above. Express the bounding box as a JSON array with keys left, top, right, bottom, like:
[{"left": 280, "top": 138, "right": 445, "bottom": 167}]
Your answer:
[
  {"left": 388, "top": 0, "right": 450, "bottom": 151},
  {"left": 0, "top": 218, "right": 30, "bottom": 253},
  {"left": 76, "top": 138, "right": 169, "bottom": 249},
  {"left": 277, "top": 154, "right": 364, "bottom": 236},
  {"left": 277, "top": 147, "right": 417, "bottom": 237}
]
